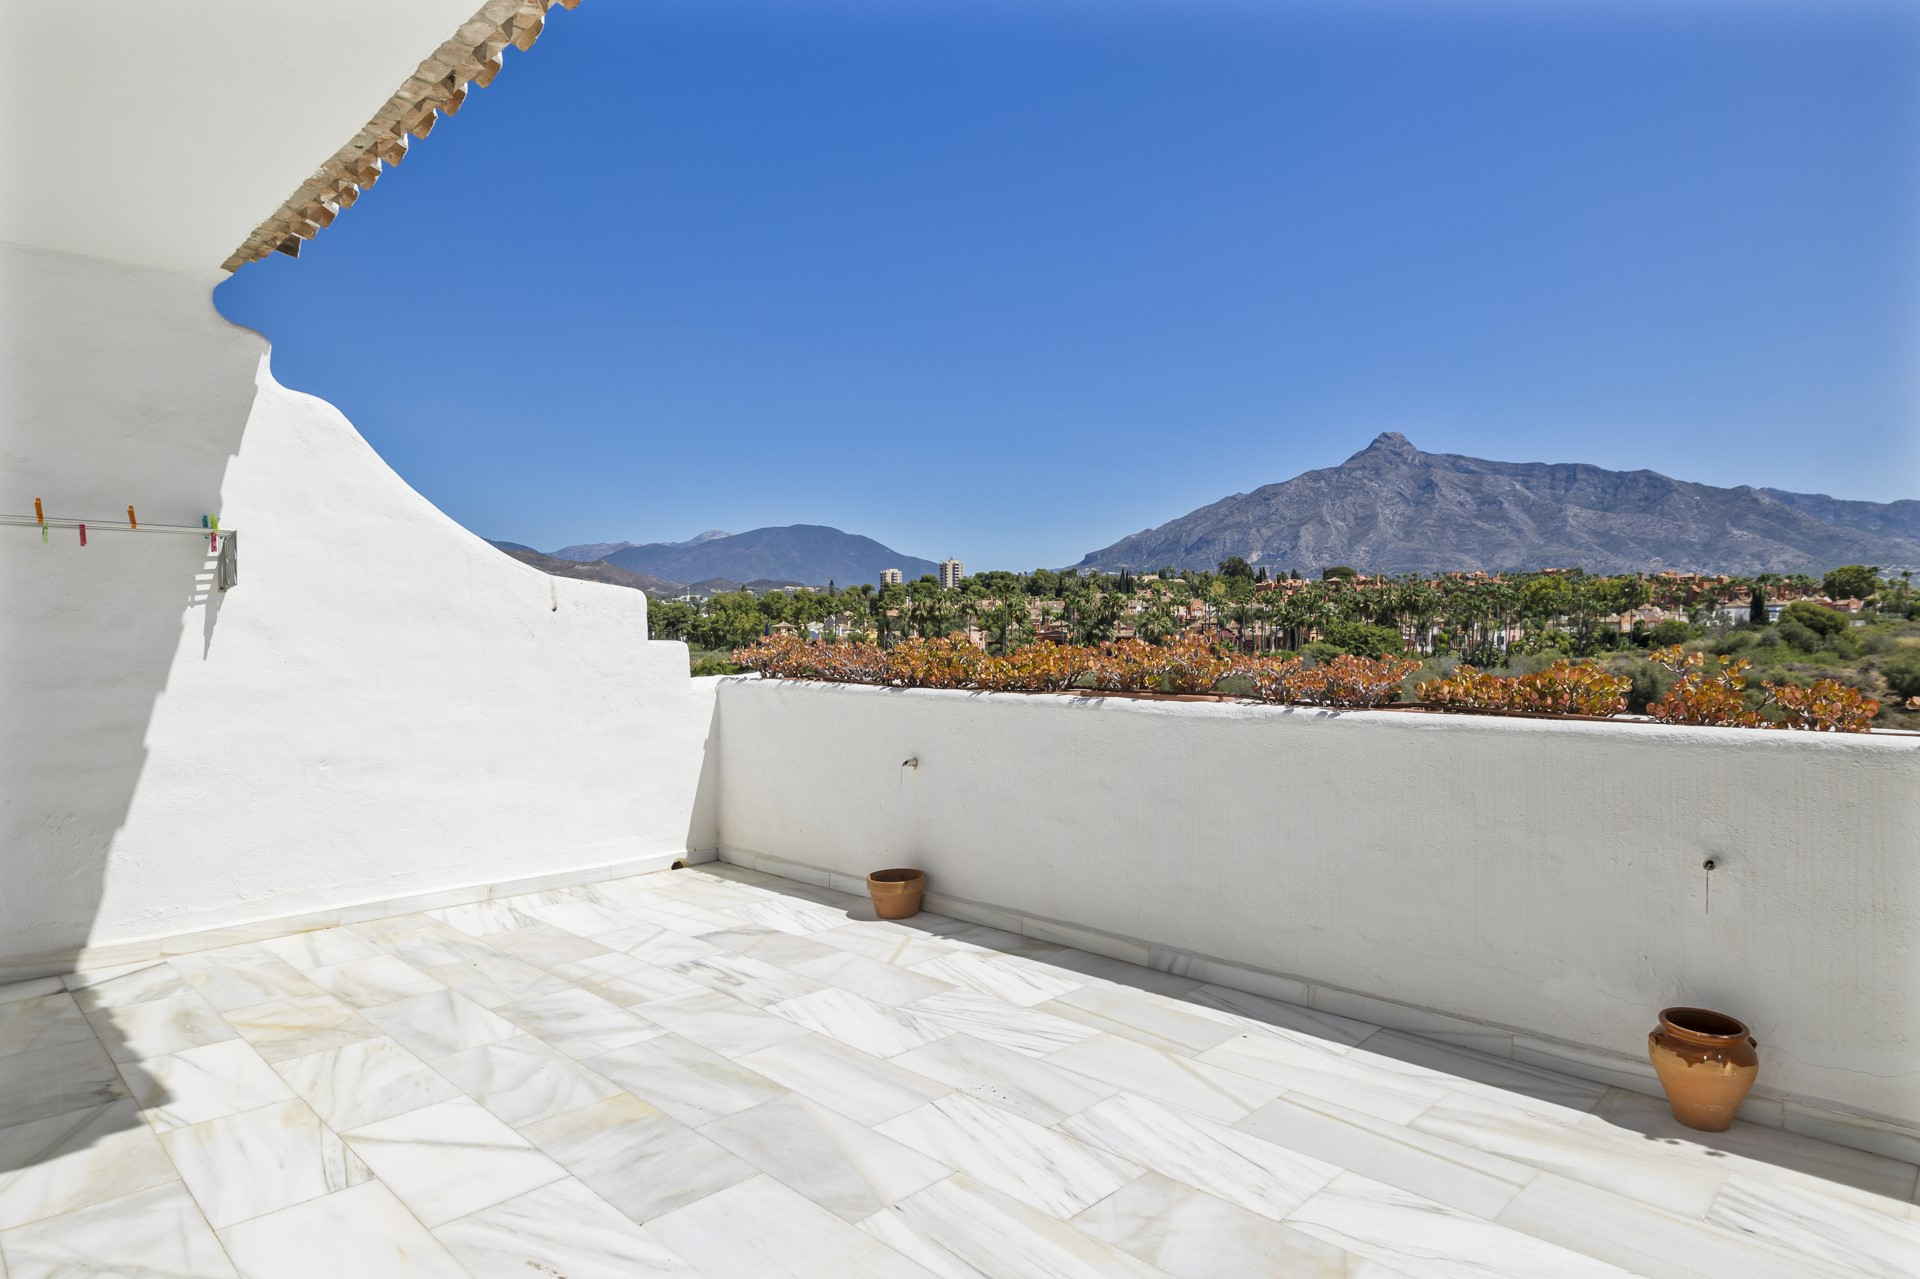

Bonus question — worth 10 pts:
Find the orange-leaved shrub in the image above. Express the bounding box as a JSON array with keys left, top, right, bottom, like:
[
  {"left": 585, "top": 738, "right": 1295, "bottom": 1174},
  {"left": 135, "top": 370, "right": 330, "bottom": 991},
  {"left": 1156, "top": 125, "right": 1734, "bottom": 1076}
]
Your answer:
[
  {"left": 1416, "top": 661, "right": 1628, "bottom": 717},
  {"left": 1644, "top": 646, "right": 1877, "bottom": 732}
]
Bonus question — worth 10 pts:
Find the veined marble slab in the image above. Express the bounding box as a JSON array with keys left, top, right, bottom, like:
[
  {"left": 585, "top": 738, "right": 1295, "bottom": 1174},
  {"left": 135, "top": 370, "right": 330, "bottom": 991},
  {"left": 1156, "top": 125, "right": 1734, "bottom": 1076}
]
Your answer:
[
  {"left": 1036, "top": 985, "right": 1240, "bottom": 1056},
  {"left": 343, "top": 1097, "right": 565, "bottom": 1227},
  {"left": 901, "top": 990, "right": 1101, "bottom": 1059},
  {"left": 1705, "top": 1171, "right": 1920, "bottom": 1279},
  {"left": 432, "top": 1176, "right": 701, "bottom": 1278},
  {"left": 429, "top": 1033, "right": 623, "bottom": 1129},
  {"left": 620, "top": 927, "right": 727, "bottom": 968},
  {"left": 424, "top": 900, "right": 544, "bottom": 939},
  {"left": 0, "top": 976, "right": 65, "bottom": 1006},
  {"left": 890, "top": 1033, "right": 1117, "bottom": 1127},
  {"left": 0, "top": 1099, "right": 178, "bottom": 1230},
  {"left": 1044, "top": 1034, "right": 1280, "bottom": 1124},
  {"left": 908, "top": 952, "right": 1083, "bottom": 1008},
  {"left": 360, "top": 990, "right": 518, "bottom": 1060},
  {"left": 701, "top": 925, "right": 844, "bottom": 970},
  {"left": 159, "top": 1096, "right": 371, "bottom": 1229},
  {"left": 0, "top": 992, "right": 95, "bottom": 1060},
  {"left": 862, "top": 1172, "right": 1171, "bottom": 1279},
  {"left": 64, "top": 961, "right": 191, "bottom": 1009},
  {"left": 1194, "top": 1029, "right": 1446, "bottom": 1124},
  {"left": 725, "top": 897, "right": 862, "bottom": 937},
  {"left": 495, "top": 988, "right": 658, "bottom": 1060},
  {"left": 0, "top": 1180, "right": 237, "bottom": 1278},
  {"left": 522, "top": 1093, "right": 755, "bottom": 1222},
  {"left": 666, "top": 951, "right": 827, "bottom": 1008},
  {"left": 222, "top": 993, "right": 380, "bottom": 1065},
  {"left": 701, "top": 1094, "right": 950, "bottom": 1220},
  {"left": 794, "top": 950, "right": 955, "bottom": 1008},
  {"left": 258, "top": 926, "right": 386, "bottom": 970},
  {"left": 422, "top": 953, "right": 570, "bottom": 1009},
  {"left": 81, "top": 989, "right": 237, "bottom": 1064},
  {"left": 738, "top": 1034, "right": 951, "bottom": 1126},
  {"left": 583, "top": 1031, "right": 788, "bottom": 1126},
  {"left": 767, "top": 988, "right": 951, "bottom": 1058},
  {"left": 486, "top": 923, "right": 616, "bottom": 969},
  {"left": 875, "top": 1095, "right": 1141, "bottom": 1219},
  {"left": 549, "top": 952, "right": 704, "bottom": 1007},
  {"left": 216, "top": 1180, "right": 471, "bottom": 1279},
  {"left": 1072, "top": 1171, "right": 1379, "bottom": 1279},
  {"left": 171, "top": 945, "right": 328, "bottom": 1012},
  {"left": 1171, "top": 984, "right": 1378, "bottom": 1047},
  {"left": 304, "top": 954, "right": 446, "bottom": 1009},
  {"left": 0, "top": 1039, "right": 127, "bottom": 1127},
  {"left": 813, "top": 922, "right": 964, "bottom": 968},
  {"left": 645, "top": 1174, "right": 941, "bottom": 1279},
  {"left": 637, "top": 987, "right": 811, "bottom": 1057},
  {"left": 122, "top": 1037, "right": 295, "bottom": 1132},
  {"left": 272, "top": 1035, "right": 460, "bottom": 1132}
]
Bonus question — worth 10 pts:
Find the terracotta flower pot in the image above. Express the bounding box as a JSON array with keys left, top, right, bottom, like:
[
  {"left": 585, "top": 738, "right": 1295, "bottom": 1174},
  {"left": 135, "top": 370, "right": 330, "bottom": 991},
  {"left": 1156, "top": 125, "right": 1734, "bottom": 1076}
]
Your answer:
[
  {"left": 866, "top": 868, "right": 926, "bottom": 920},
  {"left": 1647, "top": 1007, "right": 1759, "bottom": 1132}
]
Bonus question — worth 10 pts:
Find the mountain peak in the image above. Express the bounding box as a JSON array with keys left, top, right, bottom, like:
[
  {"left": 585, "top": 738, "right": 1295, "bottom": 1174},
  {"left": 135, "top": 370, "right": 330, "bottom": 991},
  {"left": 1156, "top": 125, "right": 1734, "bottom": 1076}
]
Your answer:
[{"left": 1349, "top": 432, "right": 1420, "bottom": 464}]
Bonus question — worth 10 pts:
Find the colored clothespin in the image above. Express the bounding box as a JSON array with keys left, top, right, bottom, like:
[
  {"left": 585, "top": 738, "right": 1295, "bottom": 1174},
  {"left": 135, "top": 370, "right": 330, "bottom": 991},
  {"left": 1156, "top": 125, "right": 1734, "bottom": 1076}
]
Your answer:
[
  {"left": 78, "top": 523, "right": 87, "bottom": 547},
  {"left": 127, "top": 505, "right": 137, "bottom": 530},
  {"left": 204, "top": 514, "right": 219, "bottom": 551},
  {"left": 35, "top": 497, "right": 46, "bottom": 543}
]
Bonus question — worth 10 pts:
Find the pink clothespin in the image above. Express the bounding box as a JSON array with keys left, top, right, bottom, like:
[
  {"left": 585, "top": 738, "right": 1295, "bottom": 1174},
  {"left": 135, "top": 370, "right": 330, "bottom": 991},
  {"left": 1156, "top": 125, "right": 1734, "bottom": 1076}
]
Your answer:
[{"left": 78, "top": 523, "right": 87, "bottom": 547}]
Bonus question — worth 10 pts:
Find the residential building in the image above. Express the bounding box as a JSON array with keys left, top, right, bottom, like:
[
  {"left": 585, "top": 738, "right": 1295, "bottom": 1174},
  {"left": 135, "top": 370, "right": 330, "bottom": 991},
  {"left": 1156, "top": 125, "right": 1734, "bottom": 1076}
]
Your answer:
[
  {"left": 879, "top": 567, "right": 903, "bottom": 586},
  {"left": 938, "top": 557, "right": 964, "bottom": 589}
]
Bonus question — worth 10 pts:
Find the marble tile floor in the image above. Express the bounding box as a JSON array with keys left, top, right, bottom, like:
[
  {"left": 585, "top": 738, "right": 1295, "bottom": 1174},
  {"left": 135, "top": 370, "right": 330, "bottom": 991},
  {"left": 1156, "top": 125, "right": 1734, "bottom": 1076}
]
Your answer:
[{"left": 1, "top": 865, "right": 1915, "bottom": 1278}]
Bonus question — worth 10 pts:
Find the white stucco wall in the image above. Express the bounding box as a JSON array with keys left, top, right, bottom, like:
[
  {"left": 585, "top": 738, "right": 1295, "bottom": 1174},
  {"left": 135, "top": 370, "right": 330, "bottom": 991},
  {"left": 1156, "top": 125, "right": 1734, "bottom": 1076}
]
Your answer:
[
  {"left": 1, "top": 243, "right": 718, "bottom": 964},
  {"left": 715, "top": 677, "right": 1920, "bottom": 1137}
]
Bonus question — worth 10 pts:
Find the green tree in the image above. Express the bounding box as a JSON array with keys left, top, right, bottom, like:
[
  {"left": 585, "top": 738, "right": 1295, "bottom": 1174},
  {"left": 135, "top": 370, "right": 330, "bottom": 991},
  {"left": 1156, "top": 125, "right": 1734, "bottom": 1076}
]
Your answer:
[
  {"left": 1218, "top": 556, "right": 1254, "bottom": 581},
  {"left": 1321, "top": 565, "right": 1358, "bottom": 581},
  {"left": 1782, "top": 600, "right": 1849, "bottom": 639},
  {"left": 1823, "top": 565, "right": 1881, "bottom": 601}
]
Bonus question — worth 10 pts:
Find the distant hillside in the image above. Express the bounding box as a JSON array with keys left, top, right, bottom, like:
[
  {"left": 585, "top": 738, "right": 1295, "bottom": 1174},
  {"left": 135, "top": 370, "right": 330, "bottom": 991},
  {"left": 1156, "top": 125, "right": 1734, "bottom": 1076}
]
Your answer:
[
  {"left": 601, "top": 525, "right": 938, "bottom": 588},
  {"left": 1077, "top": 433, "right": 1920, "bottom": 576},
  {"left": 551, "top": 529, "right": 733, "bottom": 563},
  {"left": 488, "top": 542, "right": 685, "bottom": 595}
]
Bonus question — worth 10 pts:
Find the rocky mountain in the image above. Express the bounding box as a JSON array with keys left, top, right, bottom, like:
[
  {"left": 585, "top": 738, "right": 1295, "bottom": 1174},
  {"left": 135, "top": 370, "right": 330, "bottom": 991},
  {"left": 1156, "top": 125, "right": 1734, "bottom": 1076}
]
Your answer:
[
  {"left": 488, "top": 543, "right": 686, "bottom": 596},
  {"left": 550, "top": 529, "right": 733, "bottom": 563},
  {"left": 599, "top": 525, "right": 938, "bottom": 588},
  {"left": 1076, "top": 433, "right": 1920, "bottom": 576}
]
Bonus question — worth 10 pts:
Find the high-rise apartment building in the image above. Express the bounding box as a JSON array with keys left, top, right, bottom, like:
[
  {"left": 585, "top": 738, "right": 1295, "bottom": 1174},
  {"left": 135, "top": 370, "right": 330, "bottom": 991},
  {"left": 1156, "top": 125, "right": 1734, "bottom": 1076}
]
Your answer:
[
  {"left": 939, "top": 559, "right": 964, "bottom": 589},
  {"left": 879, "top": 568, "right": 903, "bottom": 586}
]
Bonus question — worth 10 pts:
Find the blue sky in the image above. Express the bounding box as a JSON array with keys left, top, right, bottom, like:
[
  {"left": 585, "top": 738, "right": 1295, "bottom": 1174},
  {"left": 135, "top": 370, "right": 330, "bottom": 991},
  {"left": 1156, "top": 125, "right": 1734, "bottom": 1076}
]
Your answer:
[{"left": 216, "top": 0, "right": 1920, "bottom": 571}]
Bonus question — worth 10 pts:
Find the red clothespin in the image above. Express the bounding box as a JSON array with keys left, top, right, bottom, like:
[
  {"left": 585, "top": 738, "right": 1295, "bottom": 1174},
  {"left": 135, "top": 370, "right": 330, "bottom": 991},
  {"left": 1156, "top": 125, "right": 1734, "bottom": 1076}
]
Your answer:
[
  {"left": 35, "top": 497, "right": 46, "bottom": 543},
  {"left": 204, "top": 514, "right": 218, "bottom": 551},
  {"left": 78, "top": 523, "right": 87, "bottom": 547},
  {"left": 127, "top": 505, "right": 137, "bottom": 530}
]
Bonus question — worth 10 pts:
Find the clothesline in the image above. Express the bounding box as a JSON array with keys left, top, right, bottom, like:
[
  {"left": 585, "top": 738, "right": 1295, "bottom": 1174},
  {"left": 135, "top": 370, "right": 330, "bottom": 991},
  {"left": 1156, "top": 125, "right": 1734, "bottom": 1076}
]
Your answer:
[
  {"left": 7, "top": 505, "right": 239, "bottom": 589},
  {"left": 0, "top": 513, "right": 231, "bottom": 537}
]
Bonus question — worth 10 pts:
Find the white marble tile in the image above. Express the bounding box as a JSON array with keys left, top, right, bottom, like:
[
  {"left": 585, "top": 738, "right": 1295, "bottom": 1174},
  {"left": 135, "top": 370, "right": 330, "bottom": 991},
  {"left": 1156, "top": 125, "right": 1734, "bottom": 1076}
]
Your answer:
[
  {"left": 549, "top": 951, "right": 704, "bottom": 1006},
  {"left": 422, "top": 953, "right": 570, "bottom": 1009},
  {"left": 495, "top": 988, "right": 658, "bottom": 1059},
  {"left": 0, "top": 977, "right": 64, "bottom": 1006},
  {"left": 901, "top": 990, "right": 1100, "bottom": 1058},
  {"left": 258, "top": 928, "right": 385, "bottom": 970},
  {"left": 429, "top": 1033, "right": 624, "bottom": 1128},
  {"left": 583, "top": 1031, "right": 788, "bottom": 1126},
  {"left": 908, "top": 952, "right": 1082, "bottom": 1007},
  {"left": 64, "top": 961, "right": 192, "bottom": 1009},
  {"left": 890, "top": 1033, "right": 1116, "bottom": 1127},
  {"left": 521, "top": 899, "right": 647, "bottom": 939},
  {"left": 645, "top": 1174, "right": 940, "bottom": 1279},
  {"left": 1172, "top": 983, "right": 1378, "bottom": 1047},
  {"left": 739, "top": 1033, "right": 950, "bottom": 1126},
  {"left": 875, "top": 1095, "right": 1141, "bottom": 1219},
  {"left": 216, "top": 1180, "right": 471, "bottom": 1279},
  {"left": 624, "top": 901, "right": 751, "bottom": 938},
  {"left": 426, "top": 899, "right": 543, "bottom": 938},
  {"left": 522, "top": 1093, "right": 755, "bottom": 1221},
  {"left": 939, "top": 925, "right": 1067, "bottom": 961},
  {"left": 1044, "top": 1034, "right": 1280, "bottom": 1124},
  {"left": 1354, "top": 1031, "right": 1606, "bottom": 1114},
  {"left": 303, "top": 954, "right": 445, "bottom": 1009},
  {"left": 767, "top": 988, "right": 951, "bottom": 1058},
  {"left": 361, "top": 989, "right": 519, "bottom": 1060},
  {"left": 637, "top": 987, "right": 810, "bottom": 1057},
  {"left": 1037, "top": 985, "right": 1239, "bottom": 1056},
  {"left": 0, "top": 1100, "right": 179, "bottom": 1230},
  {"left": 1496, "top": 1171, "right": 1855, "bottom": 1279},
  {"left": 666, "top": 950, "right": 827, "bottom": 1008},
  {"left": 1706, "top": 1171, "right": 1920, "bottom": 1279},
  {"left": 726, "top": 897, "right": 861, "bottom": 936},
  {"left": 1413, "top": 1094, "right": 1730, "bottom": 1217},
  {"left": 1073, "top": 1170, "right": 1376, "bottom": 1279},
  {"left": 0, "top": 992, "right": 94, "bottom": 1059},
  {"left": 160, "top": 1097, "right": 371, "bottom": 1229},
  {"left": 272, "top": 1035, "right": 460, "bottom": 1131},
  {"left": 619, "top": 927, "right": 726, "bottom": 967},
  {"left": 794, "top": 949, "right": 956, "bottom": 1007},
  {"left": 1292, "top": 1171, "right": 1636, "bottom": 1279},
  {"left": 1591, "top": 1087, "right": 1920, "bottom": 1203},
  {"left": 0, "top": 1180, "right": 237, "bottom": 1279},
  {"left": 171, "top": 946, "right": 328, "bottom": 1012},
  {"left": 343, "top": 1096, "right": 565, "bottom": 1227},
  {"left": 705, "top": 926, "right": 845, "bottom": 970},
  {"left": 1235, "top": 1092, "right": 1535, "bottom": 1219},
  {"left": 0, "top": 1040, "right": 128, "bottom": 1126},
  {"left": 222, "top": 993, "right": 380, "bottom": 1065},
  {"left": 814, "top": 923, "right": 962, "bottom": 968},
  {"left": 81, "top": 990, "right": 238, "bottom": 1063},
  {"left": 862, "top": 1172, "right": 1171, "bottom": 1279},
  {"left": 433, "top": 1176, "right": 701, "bottom": 1278},
  {"left": 484, "top": 923, "right": 615, "bottom": 968},
  {"left": 1063, "top": 1091, "right": 1339, "bottom": 1221},
  {"left": 350, "top": 919, "right": 495, "bottom": 969},
  {"left": 122, "top": 1037, "right": 296, "bottom": 1131},
  {"left": 702, "top": 1094, "right": 950, "bottom": 1220},
  {"left": 1195, "top": 1029, "right": 1447, "bottom": 1123}
]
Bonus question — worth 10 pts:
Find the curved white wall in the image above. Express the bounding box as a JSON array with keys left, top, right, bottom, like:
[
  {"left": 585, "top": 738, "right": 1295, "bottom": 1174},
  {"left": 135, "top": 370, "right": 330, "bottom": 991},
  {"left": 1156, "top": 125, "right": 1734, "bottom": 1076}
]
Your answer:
[
  {"left": 714, "top": 677, "right": 1920, "bottom": 1149},
  {"left": 0, "top": 243, "right": 717, "bottom": 964}
]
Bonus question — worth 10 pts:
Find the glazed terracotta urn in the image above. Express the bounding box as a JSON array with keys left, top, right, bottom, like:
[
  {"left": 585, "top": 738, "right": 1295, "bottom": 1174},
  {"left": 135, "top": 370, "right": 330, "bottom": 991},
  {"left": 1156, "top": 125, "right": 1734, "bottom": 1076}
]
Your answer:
[
  {"left": 866, "top": 868, "right": 926, "bottom": 919},
  {"left": 1647, "top": 1007, "right": 1759, "bottom": 1132}
]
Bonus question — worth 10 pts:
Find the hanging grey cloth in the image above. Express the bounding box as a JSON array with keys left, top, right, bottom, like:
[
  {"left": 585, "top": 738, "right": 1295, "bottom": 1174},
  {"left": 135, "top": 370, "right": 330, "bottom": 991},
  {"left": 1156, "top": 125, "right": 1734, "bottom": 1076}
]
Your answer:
[{"left": 217, "top": 531, "right": 239, "bottom": 591}]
